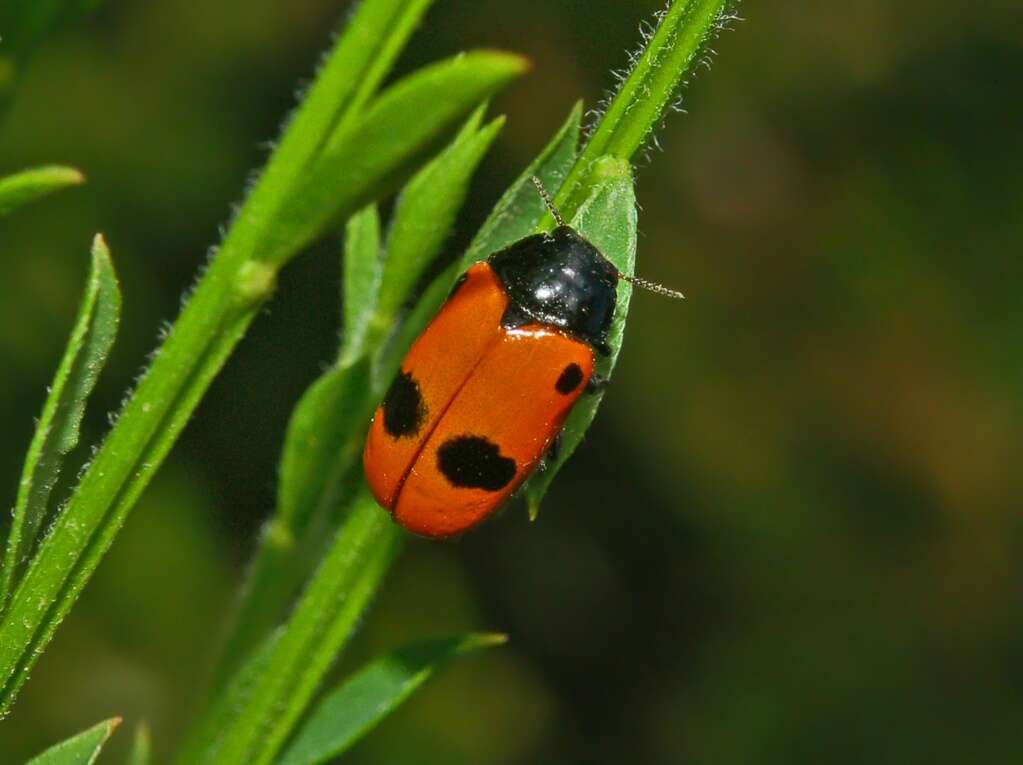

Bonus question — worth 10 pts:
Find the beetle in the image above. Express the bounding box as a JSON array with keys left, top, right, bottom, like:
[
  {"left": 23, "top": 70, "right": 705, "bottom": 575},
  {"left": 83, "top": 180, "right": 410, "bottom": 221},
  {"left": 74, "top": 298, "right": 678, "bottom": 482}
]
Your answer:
[{"left": 363, "top": 178, "right": 682, "bottom": 538}]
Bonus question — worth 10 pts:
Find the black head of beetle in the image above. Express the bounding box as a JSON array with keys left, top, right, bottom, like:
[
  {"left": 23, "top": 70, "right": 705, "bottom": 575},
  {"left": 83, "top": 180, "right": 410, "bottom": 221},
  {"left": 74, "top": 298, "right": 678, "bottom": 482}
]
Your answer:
[{"left": 488, "top": 225, "right": 619, "bottom": 355}]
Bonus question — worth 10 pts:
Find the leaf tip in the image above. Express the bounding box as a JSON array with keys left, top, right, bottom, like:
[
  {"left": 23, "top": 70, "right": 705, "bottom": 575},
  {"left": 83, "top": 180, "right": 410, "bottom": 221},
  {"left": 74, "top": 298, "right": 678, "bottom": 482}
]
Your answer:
[
  {"left": 96, "top": 716, "right": 122, "bottom": 745},
  {"left": 527, "top": 497, "right": 541, "bottom": 522},
  {"left": 563, "top": 99, "right": 585, "bottom": 130},
  {"left": 472, "top": 49, "right": 532, "bottom": 78},
  {"left": 44, "top": 165, "right": 86, "bottom": 188},
  {"left": 129, "top": 720, "right": 152, "bottom": 765},
  {"left": 501, "top": 50, "right": 532, "bottom": 74},
  {"left": 265, "top": 517, "right": 296, "bottom": 552},
  {"left": 90, "top": 234, "right": 119, "bottom": 288},
  {"left": 95, "top": 716, "right": 122, "bottom": 750},
  {"left": 464, "top": 102, "right": 489, "bottom": 133},
  {"left": 469, "top": 632, "right": 509, "bottom": 648},
  {"left": 55, "top": 166, "right": 87, "bottom": 186},
  {"left": 482, "top": 113, "right": 507, "bottom": 137}
]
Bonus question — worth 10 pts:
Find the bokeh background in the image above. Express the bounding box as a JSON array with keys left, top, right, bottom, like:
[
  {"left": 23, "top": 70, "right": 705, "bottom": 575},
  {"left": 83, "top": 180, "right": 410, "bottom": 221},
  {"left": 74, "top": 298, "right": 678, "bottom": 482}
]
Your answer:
[{"left": 2, "top": 0, "right": 1023, "bottom": 762}]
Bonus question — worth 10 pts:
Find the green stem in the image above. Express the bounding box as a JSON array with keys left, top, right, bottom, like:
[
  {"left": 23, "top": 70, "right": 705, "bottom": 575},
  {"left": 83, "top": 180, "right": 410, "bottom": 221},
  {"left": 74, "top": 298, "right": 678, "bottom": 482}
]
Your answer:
[
  {"left": 188, "top": 492, "right": 402, "bottom": 765},
  {"left": 550, "top": 0, "right": 732, "bottom": 223},
  {"left": 209, "top": 445, "right": 367, "bottom": 692}
]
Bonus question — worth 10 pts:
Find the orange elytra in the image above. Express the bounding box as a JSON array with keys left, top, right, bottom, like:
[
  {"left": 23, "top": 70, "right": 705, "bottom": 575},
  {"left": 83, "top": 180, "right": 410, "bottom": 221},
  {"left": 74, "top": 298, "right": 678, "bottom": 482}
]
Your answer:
[{"left": 363, "top": 178, "right": 683, "bottom": 538}]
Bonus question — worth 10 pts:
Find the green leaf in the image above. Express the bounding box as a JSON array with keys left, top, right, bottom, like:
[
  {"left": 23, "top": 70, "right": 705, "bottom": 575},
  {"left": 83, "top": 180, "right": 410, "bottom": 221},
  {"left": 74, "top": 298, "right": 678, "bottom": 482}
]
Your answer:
[
  {"left": 548, "top": 0, "right": 734, "bottom": 226},
  {"left": 1, "top": 235, "right": 120, "bottom": 609},
  {"left": 277, "top": 633, "right": 507, "bottom": 765},
  {"left": 176, "top": 634, "right": 281, "bottom": 765},
  {"left": 126, "top": 722, "right": 151, "bottom": 765},
  {"left": 341, "top": 205, "right": 383, "bottom": 364},
  {"left": 188, "top": 490, "right": 401, "bottom": 765},
  {"left": 26, "top": 717, "right": 121, "bottom": 765},
  {"left": 0, "top": 165, "right": 84, "bottom": 216},
  {"left": 259, "top": 50, "right": 528, "bottom": 267},
  {"left": 277, "top": 360, "right": 373, "bottom": 533},
  {"left": 372, "top": 107, "right": 504, "bottom": 327},
  {"left": 460, "top": 100, "right": 583, "bottom": 269},
  {"left": 524, "top": 156, "right": 637, "bottom": 518}
]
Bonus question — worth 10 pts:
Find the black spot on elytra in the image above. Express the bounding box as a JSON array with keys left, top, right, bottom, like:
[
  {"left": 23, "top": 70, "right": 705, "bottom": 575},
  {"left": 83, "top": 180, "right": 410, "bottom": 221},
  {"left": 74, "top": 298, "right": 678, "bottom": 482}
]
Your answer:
[
  {"left": 383, "top": 369, "right": 427, "bottom": 438},
  {"left": 437, "top": 435, "right": 516, "bottom": 491},
  {"left": 555, "top": 363, "right": 584, "bottom": 394}
]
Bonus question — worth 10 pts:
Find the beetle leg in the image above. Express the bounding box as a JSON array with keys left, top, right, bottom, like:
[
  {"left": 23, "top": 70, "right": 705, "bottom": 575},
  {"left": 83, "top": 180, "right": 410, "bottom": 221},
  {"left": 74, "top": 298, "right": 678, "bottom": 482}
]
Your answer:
[{"left": 538, "top": 432, "right": 563, "bottom": 472}]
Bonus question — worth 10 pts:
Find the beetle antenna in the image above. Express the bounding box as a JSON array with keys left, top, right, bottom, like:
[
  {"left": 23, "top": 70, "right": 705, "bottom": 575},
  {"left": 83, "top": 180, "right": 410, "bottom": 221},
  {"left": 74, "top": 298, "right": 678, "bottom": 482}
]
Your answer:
[
  {"left": 529, "top": 175, "right": 684, "bottom": 300},
  {"left": 617, "top": 272, "right": 686, "bottom": 300},
  {"left": 530, "top": 175, "right": 565, "bottom": 227}
]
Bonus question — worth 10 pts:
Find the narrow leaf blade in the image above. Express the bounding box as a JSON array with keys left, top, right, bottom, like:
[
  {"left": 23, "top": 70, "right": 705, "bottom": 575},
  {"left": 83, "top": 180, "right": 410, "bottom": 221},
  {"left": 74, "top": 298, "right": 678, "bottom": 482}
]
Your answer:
[
  {"left": 461, "top": 100, "right": 582, "bottom": 269},
  {"left": 126, "top": 722, "right": 151, "bottom": 765},
  {"left": 191, "top": 491, "right": 401, "bottom": 765},
  {"left": 341, "top": 205, "right": 383, "bottom": 364},
  {"left": 176, "top": 634, "right": 281, "bottom": 765},
  {"left": 1, "top": 235, "right": 121, "bottom": 608},
  {"left": 215, "top": 292, "right": 396, "bottom": 685},
  {"left": 278, "top": 359, "right": 373, "bottom": 530},
  {"left": 260, "top": 50, "right": 528, "bottom": 266},
  {"left": 278, "top": 633, "right": 506, "bottom": 765},
  {"left": 0, "top": 165, "right": 84, "bottom": 216},
  {"left": 524, "top": 157, "right": 637, "bottom": 517},
  {"left": 374, "top": 108, "right": 505, "bottom": 323},
  {"left": 210, "top": 358, "right": 374, "bottom": 691},
  {"left": 26, "top": 717, "right": 121, "bottom": 765}
]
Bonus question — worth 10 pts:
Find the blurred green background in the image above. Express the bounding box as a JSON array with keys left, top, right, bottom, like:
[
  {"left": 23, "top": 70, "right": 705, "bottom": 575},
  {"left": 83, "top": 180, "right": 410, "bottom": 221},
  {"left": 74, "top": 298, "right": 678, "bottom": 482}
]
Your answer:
[{"left": 2, "top": 0, "right": 1023, "bottom": 762}]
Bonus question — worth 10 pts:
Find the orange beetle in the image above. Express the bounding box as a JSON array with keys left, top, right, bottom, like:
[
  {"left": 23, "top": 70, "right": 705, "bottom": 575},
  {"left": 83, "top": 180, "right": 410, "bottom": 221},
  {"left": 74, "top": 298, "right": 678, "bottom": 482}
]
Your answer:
[{"left": 363, "top": 180, "right": 680, "bottom": 538}]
